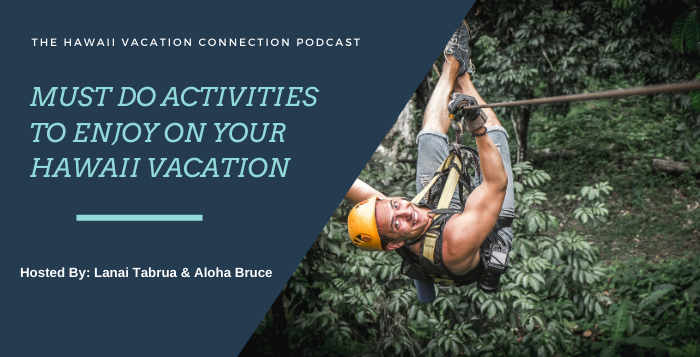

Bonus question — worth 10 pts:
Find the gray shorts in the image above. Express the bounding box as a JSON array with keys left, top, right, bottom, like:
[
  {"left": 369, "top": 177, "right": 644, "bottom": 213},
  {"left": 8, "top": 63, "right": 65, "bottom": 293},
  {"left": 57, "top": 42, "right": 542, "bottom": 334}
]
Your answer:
[{"left": 415, "top": 126, "right": 514, "bottom": 246}]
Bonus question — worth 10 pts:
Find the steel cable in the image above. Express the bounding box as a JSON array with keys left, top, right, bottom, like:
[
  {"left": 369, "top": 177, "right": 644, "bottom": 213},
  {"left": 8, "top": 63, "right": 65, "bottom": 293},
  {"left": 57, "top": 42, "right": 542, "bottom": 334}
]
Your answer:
[{"left": 460, "top": 81, "right": 700, "bottom": 109}]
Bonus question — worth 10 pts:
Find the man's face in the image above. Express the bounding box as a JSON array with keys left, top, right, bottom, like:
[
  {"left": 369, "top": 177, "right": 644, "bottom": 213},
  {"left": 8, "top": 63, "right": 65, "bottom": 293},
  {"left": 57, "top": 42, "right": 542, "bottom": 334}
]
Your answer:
[{"left": 375, "top": 197, "right": 431, "bottom": 247}]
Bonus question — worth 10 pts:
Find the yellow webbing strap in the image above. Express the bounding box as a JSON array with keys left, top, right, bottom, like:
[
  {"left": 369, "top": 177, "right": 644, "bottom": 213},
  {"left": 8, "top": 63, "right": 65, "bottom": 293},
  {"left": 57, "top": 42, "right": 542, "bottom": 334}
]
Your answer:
[
  {"left": 411, "top": 153, "right": 459, "bottom": 206},
  {"left": 437, "top": 156, "right": 462, "bottom": 210},
  {"left": 411, "top": 174, "right": 440, "bottom": 205},
  {"left": 410, "top": 152, "right": 464, "bottom": 263},
  {"left": 422, "top": 231, "right": 438, "bottom": 263}
]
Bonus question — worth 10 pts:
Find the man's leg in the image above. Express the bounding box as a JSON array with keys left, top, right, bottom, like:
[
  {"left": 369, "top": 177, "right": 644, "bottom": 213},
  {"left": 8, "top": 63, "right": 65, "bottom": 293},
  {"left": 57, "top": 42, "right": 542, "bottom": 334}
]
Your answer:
[
  {"left": 415, "top": 55, "right": 463, "bottom": 209},
  {"left": 413, "top": 23, "right": 475, "bottom": 303},
  {"left": 414, "top": 279, "right": 436, "bottom": 303},
  {"left": 422, "top": 55, "right": 461, "bottom": 134},
  {"left": 417, "top": 20, "right": 471, "bottom": 201},
  {"left": 413, "top": 56, "right": 463, "bottom": 304}
]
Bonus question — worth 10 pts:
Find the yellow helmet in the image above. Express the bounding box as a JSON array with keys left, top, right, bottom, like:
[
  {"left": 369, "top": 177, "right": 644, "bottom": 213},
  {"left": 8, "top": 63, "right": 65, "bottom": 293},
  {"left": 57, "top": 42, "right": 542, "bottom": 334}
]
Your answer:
[{"left": 347, "top": 197, "right": 385, "bottom": 251}]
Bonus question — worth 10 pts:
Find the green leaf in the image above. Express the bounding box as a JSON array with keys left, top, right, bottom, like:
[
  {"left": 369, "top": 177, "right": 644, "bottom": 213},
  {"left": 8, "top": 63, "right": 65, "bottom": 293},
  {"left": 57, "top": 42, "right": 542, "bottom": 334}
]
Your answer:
[
  {"left": 639, "top": 288, "right": 674, "bottom": 310},
  {"left": 480, "top": 344, "right": 495, "bottom": 352},
  {"left": 357, "top": 311, "right": 365, "bottom": 324},
  {"left": 595, "top": 301, "right": 603, "bottom": 315},
  {"left": 533, "top": 315, "right": 544, "bottom": 328},
  {"left": 520, "top": 243, "right": 529, "bottom": 259},
  {"left": 627, "top": 315, "right": 634, "bottom": 335},
  {"left": 487, "top": 303, "right": 497, "bottom": 319},
  {"left": 514, "top": 181, "right": 524, "bottom": 193},
  {"left": 588, "top": 188, "right": 597, "bottom": 201},
  {"left": 531, "top": 273, "right": 545, "bottom": 284},
  {"left": 527, "top": 215, "right": 538, "bottom": 233},
  {"left": 581, "top": 186, "right": 590, "bottom": 199},
  {"left": 481, "top": 300, "right": 494, "bottom": 313},
  {"left": 684, "top": 9, "right": 700, "bottom": 52},
  {"left": 655, "top": 300, "right": 675, "bottom": 318},
  {"left": 608, "top": 302, "right": 628, "bottom": 340},
  {"left": 623, "top": 336, "right": 668, "bottom": 350},
  {"left": 672, "top": 11, "right": 690, "bottom": 53},
  {"left": 691, "top": 89, "right": 700, "bottom": 112},
  {"left": 529, "top": 275, "right": 541, "bottom": 291},
  {"left": 526, "top": 317, "right": 535, "bottom": 331},
  {"left": 380, "top": 265, "right": 389, "bottom": 280}
]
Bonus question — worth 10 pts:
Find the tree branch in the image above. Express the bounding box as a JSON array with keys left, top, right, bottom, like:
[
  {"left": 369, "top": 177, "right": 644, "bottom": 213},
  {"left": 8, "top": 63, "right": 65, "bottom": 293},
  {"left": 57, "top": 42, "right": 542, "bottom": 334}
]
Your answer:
[
  {"left": 541, "top": 45, "right": 554, "bottom": 71},
  {"left": 471, "top": 18, "right": 496, "bottom": 39}
]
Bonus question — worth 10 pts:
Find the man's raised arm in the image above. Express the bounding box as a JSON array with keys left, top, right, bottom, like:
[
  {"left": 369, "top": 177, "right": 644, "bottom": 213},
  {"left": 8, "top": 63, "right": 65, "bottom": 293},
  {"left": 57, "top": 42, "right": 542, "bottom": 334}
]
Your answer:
[
  {"left": 442, "top": 127, "right": 507, "bottom": 272},
  {"left": 344, "top": 179, "right": 386, "bottom": 206},
  {"left": 442, "top": 71, "right": 508, "bottom": 273}
]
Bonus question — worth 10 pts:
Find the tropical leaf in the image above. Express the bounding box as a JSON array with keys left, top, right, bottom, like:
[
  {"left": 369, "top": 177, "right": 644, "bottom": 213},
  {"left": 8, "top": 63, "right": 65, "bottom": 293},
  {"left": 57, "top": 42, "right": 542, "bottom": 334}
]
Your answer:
[
  {"left": 684, "top": 9, "right": 700, "bottom": 53},
  {"left": 692, "top": 73, "right": 700, "bottom": 112},
  {"left": 673, "top": 10, "right": 690, "bottom": 53},
  {"left": 639, "top": 288, "right": 674, "bottom": 310},
  {"left": 607, "top": 302, "right": 629, "bottom": 340},
  {"left": 623, "top": 336, "right": 668, "bottom": 351}
]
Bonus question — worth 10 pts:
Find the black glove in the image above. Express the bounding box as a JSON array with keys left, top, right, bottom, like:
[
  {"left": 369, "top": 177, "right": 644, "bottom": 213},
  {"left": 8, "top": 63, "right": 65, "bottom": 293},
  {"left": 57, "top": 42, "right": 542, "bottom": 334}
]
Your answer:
[{"left": 448, "top": 92, "right": 486, "bottom": 131}]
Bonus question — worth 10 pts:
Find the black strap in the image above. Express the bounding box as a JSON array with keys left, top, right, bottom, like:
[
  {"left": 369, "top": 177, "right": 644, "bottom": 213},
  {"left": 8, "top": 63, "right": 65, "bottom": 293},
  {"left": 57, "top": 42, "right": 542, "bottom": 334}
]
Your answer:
[
  {"left": 497, "top": 216, "right": 513, "bottom": 228},
  {"left": 405, "top": 210, "right": 458, "bottom": 247},
  {"left": 430, "top": 209, "right": 462, "bottom": 215},
  {"left": 418, "top": 201, "right": 437, "bottom": 210},
  {"left": 404, "top": 236, "right": 423, "bottom": 247},
  {"left": 486, "top": 216, "right": 513, "bottom": 247}
]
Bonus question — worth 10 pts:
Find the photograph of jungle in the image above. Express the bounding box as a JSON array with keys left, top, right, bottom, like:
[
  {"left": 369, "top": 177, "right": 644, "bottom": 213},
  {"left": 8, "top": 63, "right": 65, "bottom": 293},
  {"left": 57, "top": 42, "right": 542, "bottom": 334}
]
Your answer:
[{"left": 241, "top": 1, "right": 700, "bottom": 356}]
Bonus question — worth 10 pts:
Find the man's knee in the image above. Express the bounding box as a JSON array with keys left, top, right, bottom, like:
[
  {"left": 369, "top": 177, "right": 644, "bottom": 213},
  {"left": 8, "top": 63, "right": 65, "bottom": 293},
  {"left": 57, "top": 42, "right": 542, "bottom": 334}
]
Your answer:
[{"left": 416, "top": 131, "right": 450, "bottom": 174}]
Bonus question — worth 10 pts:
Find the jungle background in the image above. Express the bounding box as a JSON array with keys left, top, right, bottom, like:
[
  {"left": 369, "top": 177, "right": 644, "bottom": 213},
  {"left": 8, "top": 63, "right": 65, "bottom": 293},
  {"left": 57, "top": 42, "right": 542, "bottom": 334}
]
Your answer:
[{"left": 240, "top": 0, "right": 700, "bottom": 356}]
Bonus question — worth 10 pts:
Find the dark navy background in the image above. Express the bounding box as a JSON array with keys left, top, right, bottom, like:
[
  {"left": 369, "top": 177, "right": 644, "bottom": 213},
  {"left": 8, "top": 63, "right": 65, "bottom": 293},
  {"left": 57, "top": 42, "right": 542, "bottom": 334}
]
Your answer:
[{"left": 1, "top": 1, "right": 475, "bottom": 355}]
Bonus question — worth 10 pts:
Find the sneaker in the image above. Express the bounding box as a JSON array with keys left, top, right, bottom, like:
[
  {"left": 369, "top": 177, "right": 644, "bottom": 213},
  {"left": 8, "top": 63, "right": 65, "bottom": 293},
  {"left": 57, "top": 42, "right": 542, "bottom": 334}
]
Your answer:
[{"left": 444, "top": 21, "right": 475, "bottom": 76}]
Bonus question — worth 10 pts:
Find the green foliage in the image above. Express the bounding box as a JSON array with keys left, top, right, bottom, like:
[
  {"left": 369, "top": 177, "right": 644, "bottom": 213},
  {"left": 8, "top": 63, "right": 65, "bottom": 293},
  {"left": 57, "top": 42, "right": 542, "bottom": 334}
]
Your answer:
[
  {"left": 671, "top": 4, "right": 700, "bottom": 114},
  {"left": 467, "top": 0, "right": 700, "bottom": 204},
  {"left": 588, "top": 255, "right": 700, "bottom": 356},
  {"left": 470, "top": 0, "right": 697, "bottom": 110},
  {"left": 671, "top": 8, "right": 700, "bottom": 55},
  {"left": 692, "top": 72, "right": 700, "bottom": 113},
  {"left": 246, "top": 149, "right": 699, "bottom": 356},
  {"left": 670, "top": 340, "right": 700, "bottom": 357},
  {"left": 241, "top": 2, "right": 700, "bottom": 355},
  {"left": 612, "top": 0, "right": 631, "bottom": 10},
  {"left": 566, "top": 182, "right": 613, "bottom": 227},
  {"left": 468, "top": 0, "right": 700, "bottom": 166},
  {"left": 528, "top": 76, "right": 700, "bottom": 194},
  {"left": 247, "top": 159, "right": 623, "bottom": 356}
]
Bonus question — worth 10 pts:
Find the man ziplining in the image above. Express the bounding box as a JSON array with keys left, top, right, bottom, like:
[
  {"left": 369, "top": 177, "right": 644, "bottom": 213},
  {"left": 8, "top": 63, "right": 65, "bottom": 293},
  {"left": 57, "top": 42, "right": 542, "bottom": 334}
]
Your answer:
[{"left": 344, "top": 22, "right": 515, "bottom": 303}]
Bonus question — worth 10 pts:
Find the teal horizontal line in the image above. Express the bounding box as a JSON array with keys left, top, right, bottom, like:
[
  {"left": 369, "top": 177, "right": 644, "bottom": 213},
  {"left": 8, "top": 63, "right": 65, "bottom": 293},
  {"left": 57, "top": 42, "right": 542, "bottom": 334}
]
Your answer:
[{"left": 76, "top": 215, "right": 203, "bottom": 221}]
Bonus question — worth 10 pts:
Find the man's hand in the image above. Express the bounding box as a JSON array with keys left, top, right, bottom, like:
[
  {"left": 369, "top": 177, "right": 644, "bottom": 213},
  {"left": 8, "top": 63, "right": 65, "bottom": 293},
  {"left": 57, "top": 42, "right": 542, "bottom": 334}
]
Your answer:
[{"left": 448, "top": 93, "right": 487, "bottom": 131}]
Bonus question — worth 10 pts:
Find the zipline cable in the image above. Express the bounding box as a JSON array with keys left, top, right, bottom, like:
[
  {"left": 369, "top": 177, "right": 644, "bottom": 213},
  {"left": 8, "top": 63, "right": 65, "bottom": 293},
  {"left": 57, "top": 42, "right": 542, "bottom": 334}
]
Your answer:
[{"left": 459, "top": 81, "right": 700, "bottom": 110}]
